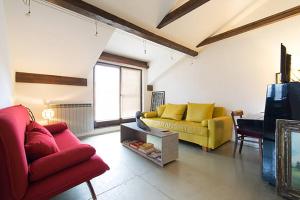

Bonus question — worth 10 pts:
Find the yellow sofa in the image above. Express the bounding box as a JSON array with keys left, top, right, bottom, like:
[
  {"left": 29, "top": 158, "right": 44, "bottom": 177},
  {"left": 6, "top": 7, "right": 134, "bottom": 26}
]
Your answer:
[{"left": 142, "top": 106, "right": 232, "bottom": 151}]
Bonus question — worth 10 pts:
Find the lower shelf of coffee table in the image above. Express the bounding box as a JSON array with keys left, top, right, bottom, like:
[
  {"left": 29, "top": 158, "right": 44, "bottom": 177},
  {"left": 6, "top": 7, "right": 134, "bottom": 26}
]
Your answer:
[{"left": 122, "top": 143, "right": 163, "bottom": 167}]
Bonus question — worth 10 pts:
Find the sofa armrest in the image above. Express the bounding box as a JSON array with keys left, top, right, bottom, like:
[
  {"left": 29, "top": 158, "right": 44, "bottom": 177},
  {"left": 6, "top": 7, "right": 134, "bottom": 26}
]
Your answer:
[
  {"left": 208, "top": 116, "right": 233, "bottom": 149},
  {"left": 44, "top": 122, "right": 68, "bottom": 134},
  {"left": 143, "top": 111, "right": 158, "bottom": 118},
  {"left": 29, "top": 144, "right": 96, "bottom": 182}
]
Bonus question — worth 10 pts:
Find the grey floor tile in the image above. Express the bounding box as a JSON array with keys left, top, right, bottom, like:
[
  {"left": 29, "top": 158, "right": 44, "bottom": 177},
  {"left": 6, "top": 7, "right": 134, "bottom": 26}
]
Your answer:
[{"left": 52, "top": 132, "right": 283, "bottom": 200}]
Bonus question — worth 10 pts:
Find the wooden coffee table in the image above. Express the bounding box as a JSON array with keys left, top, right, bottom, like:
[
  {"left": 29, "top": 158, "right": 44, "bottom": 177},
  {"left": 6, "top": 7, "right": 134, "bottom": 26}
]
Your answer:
[{"left": 121, "top": 122, "right": 178, "bottom": 167}]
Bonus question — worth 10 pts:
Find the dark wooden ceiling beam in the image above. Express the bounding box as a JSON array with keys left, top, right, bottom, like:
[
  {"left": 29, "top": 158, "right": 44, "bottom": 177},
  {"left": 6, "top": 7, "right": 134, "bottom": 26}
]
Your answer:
[
  {"left": 197, "top": 5, "right": 300, "bottom": 47},
  {"left": 16, "top": 72, "right": 87, "bottom": 86},
  {"left": 157, "top": 0, "right": 210, "bottom": 29},
  {"left": 45, "top": 0, "right": 198, "bottom": 57},
  {"left": 99, "top": 52, "right": 149, "bottom": 69}
]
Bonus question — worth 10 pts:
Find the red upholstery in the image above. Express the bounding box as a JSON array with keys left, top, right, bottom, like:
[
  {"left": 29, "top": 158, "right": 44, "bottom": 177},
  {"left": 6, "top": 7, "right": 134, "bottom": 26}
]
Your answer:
[
  {"left": 0, "top": 105, "right": 109, "bottom": 200},
  {"left": 25, "top": 130, "right": 60, "bottom": 162},
  {"left": 23, "top": 155, "right": 108, "bottom": 200},
  {"left": 27, "top": 121, "right": 53, "bottom": 136},
  {"left": 54, "top": 128, "right": 81, "bottom": 150},
  {"left": 237, "top": 128, "right": 263, "bottom": 138},
  {"left": 44, "top": 122, "right": 68, "bottom": 135},
  {"left": 0, "top": 105, "right": 30, "bottom": 200},
  {"left": 29, "top": 144, "right": 96, "bottom": 182}
]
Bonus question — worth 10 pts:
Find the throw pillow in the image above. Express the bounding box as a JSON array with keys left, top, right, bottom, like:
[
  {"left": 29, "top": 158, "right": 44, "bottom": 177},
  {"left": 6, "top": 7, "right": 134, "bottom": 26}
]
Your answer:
[
  {"left": 161, "top": 104, "right": 187, "bottom": 120},
  {"left": 156, "top": 104, "right": 166, "bottom": 117},
  {"left": 27, "top": 121, "right": 52, "bottom": 137},
  {"left": 143, "top": 111, "right": 158, "bottom": 118},
  {"left": 25, "top": 122, "right": 60, "bottom": 162},
  {"left": 186, "top": 103, "right": 215, "bottom": 123}
]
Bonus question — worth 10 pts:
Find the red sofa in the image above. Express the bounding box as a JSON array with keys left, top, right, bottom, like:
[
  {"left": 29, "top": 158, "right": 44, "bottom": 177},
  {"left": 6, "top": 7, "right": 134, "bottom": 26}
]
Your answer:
[{"left": 0, "top": 105, "right": 109, "bottom": 200}]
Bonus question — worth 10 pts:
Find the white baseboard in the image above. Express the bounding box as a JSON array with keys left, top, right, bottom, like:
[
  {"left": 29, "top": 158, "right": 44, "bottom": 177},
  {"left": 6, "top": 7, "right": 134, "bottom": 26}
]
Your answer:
[{"left": 77, "top": 126, "right": 120, "bottom": 138}]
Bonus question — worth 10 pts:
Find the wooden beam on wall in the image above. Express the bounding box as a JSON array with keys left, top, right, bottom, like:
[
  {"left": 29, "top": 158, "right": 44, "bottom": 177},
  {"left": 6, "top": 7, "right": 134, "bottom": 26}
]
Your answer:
[
  {"left": 197, "top": 5, "right": 300, "bottom": 47},
  {"left": 45, "top": 0, "right": 198, "bottom": 57},
  {"left": 157, "top": 0, "right": 210, "bottom": 29},
  {"left": 99, "top": 52, "right": 149, "bottom": 69},
  {"left": 15, "top": 72, "right": 87, "bottom": 86}
]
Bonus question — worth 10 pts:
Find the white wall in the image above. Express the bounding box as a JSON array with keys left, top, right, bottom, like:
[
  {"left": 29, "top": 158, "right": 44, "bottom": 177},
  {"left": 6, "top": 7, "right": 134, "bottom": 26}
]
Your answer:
[
  {"left": 153, "top": 6, "right": 300, "bottom": 116},
  {"left": 0, "top": 0, "right": 12, "bottom": 108},
  {"left": 4, "top": 0, "right": 115, "bottom": 121}
]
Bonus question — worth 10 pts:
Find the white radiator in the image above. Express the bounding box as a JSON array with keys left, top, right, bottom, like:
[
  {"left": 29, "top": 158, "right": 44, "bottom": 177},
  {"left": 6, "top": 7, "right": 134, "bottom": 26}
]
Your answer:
[{"left": 49, "top": 104, "right": 94, "bottom": 137}]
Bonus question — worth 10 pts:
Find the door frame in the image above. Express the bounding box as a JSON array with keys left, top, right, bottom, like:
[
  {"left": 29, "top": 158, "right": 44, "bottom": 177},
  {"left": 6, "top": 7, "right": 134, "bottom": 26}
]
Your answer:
[{"left": 93, "top": 62, "right": 142, "bottom": 128}]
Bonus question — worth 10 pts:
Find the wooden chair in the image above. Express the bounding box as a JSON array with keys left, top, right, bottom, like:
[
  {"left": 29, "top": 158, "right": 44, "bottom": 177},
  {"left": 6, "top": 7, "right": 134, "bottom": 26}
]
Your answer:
[{"left": 231, "top": 110, "right": 263, "bottom": 157}]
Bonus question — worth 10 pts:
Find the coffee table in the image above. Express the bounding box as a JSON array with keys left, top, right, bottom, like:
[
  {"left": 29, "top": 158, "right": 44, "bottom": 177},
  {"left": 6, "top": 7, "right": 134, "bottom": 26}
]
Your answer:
[{"left": 121, "top": 122, "right": 178, "bottom": 167}]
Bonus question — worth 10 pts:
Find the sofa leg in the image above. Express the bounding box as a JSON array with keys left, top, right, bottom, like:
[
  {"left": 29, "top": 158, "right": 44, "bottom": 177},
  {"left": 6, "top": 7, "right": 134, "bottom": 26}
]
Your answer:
[
  {"left": 203, "top": 147, "right": 210, "bottom": 152},
  {"left": 86, "top": 180, "right": 97, "bottom": 200}
]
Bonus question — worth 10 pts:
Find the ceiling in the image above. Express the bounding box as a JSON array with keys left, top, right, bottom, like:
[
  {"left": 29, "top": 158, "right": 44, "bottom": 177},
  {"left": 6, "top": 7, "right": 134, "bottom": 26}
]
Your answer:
[
  {"left": 104, "top": 29, "right": 186, "bottom": 83},
  {"left": 89, "top": 0, "right": 300, "bottom": 83},
  {"left": 85, "top": 0, "right": 260, "bottom": 83},
  {"left": 84, "top": 0, "right": 257, "bottom": 50},
  {"left": 5, "top": 0, "right": 300, "bottom": 86}
]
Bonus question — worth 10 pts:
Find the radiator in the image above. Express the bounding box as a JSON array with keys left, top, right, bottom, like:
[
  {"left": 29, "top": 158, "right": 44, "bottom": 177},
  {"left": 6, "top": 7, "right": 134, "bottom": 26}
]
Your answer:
[{"left": 49, "top": 104, "right": 94, "bottom": 136}]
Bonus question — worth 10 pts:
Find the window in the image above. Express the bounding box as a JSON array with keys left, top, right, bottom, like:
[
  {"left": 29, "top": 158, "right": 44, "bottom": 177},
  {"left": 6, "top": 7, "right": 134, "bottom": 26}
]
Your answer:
[{"left": 94, "top": 63, "right": 142, "bottom": 127}]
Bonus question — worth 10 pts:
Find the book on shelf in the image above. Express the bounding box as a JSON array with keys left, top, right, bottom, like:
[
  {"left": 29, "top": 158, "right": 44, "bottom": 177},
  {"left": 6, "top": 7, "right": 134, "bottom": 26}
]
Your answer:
[
  {"left": 156, "top": 156, "right": 162, "bottom": 162},
  {"left": 138, "top": 147, "right": 155, "bottom": 154},
  {"left": 139, "top": 143, "right": 154, "bottom": 150},
  {"left": 149, "top": 150, "right": 161, "bottom": 159},
  {"left": 129, "top": 141, "right": 144, "bottom": 149}
]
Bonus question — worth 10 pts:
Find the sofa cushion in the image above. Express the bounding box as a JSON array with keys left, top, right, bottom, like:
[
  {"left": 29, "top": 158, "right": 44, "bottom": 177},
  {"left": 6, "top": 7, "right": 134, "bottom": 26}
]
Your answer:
[
  {"left": 27, "top": 121, "right": 53, "bottom": 137},
  {"left": 186, "top": 103, "right": 214, "bottom": 122},
  {"left": 53, "top": 129, "right": 81, "bottom": 151},
  {"left": 25, "top": 130, "right": 60, "bottom": 162},
  {"left": 156, "top": 104, "right": 166, "bottom": 117},
  {"left": 142, "top": 118, "right": 208, "bottom": 137},
  {"left": 44, "top": 122, "right": 68, "bottom": 135},
  {"left": 23, "top": 155, "right": 109, "bottom": 200},
  {"left": 144, "top": 111, "right": 158, "bottom": 118},
  {"left": 29, "top": 144, "right": 96, "bottom": 182},
  {"left": 213, "top": 107, "right": 227, "bottom": 118},
  {"left": 161, "top": 104, "right": 187, "bottom": 120}
]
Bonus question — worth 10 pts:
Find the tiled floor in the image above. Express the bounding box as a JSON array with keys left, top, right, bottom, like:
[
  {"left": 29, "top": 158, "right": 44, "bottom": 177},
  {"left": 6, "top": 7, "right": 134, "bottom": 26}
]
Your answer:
[{"left": 52, "top": 132, "right": 282, "bottom": 200}]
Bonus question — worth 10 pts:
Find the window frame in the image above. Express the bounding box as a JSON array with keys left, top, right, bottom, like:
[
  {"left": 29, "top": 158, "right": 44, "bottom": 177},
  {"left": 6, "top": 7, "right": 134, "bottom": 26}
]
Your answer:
[{"left": 93, "top": 62, "right": 142, "bottom": 128}]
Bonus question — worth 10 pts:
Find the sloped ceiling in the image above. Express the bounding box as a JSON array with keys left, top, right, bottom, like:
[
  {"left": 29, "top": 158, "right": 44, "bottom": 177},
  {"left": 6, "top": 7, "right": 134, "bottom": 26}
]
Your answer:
[
  {"left": 104, "top": 29, "right": 185, "bottom": 83},
  {"left": 5, "top": 0, "right": 299, "bottom": 87},
  {"left": 84, "top": 0, "right": 256, "bottom": 50},
  {"left": 209, "top": 0, "right": 300, "bottom": 37},
  {"left": 5, "top": 0, "right": 114, "bottom": 77},
  {"left": 84, "top": 0, "right": 258, "bottom": 83}
]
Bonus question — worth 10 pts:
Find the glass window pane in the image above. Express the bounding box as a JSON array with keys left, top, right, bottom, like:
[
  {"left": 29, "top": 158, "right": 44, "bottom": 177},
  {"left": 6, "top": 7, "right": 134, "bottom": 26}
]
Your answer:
[
  {"left": 94, "top": 65, "right": 120, "bottom": 121},
  {"left": 121, "top": 68, "right": 141, "bottom": 119}
]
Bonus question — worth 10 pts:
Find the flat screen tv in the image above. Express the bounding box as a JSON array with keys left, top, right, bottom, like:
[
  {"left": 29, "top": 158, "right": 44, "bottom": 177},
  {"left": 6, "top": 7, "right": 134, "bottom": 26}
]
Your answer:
[{"left": 280, "top": 43, "right": 291, "bottom": 83}]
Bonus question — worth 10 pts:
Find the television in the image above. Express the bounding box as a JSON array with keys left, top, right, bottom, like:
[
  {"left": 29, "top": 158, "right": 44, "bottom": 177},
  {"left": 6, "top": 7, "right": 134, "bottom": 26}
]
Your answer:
[{"left": 280, "top": 43, "right": 291, "bottom": 83}]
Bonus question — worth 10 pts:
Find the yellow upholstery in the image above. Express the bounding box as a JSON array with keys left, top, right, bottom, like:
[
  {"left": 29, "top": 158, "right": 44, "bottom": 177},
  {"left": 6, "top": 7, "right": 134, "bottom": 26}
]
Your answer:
[
  {"left": 208, "top": 116, "right": 233, "bottom": 149},
  {"left": 142, "top": 118, "right": 208, "bottom": 137},
  {"left": 156, "top": 105, "right": 166, "bottom": 117},
  {"left": 186, "top": 103, "right": 214, "bottom": 122},
  {"left": 161, "top": 104, "right": 187, "bottom": 120},
  {"left": 143, "top": 111, "right": 157, "bottom": 118},
  {"left": 213, "top": 107, "right": 227, "bottom": 118},
  {"left": 201, "top": 120, "right": 208, "bottom": 127},
  {"left": 142, "top": 106, "right": 232, "bottom": 150}
]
